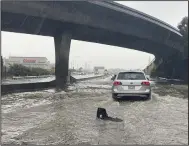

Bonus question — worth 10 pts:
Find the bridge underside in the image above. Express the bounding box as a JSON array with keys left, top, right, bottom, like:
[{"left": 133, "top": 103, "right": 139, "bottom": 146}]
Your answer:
[
  {"left": 1, "top": 1, "right": 183, "bottom": 88},
  {"left": 2, "top": 12, "right": 177, "bottom": 57}
]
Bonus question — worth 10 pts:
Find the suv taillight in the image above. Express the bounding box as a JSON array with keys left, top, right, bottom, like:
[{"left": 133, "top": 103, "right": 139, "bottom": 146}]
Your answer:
[
  {"left": 141, "top": 81, "right": 150, "bottom": 86},
  {"left": 113, "top": 81, "right": 122, "bottom": 86}
]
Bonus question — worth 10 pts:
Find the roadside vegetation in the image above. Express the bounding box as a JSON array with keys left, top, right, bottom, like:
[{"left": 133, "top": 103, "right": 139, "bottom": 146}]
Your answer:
[{"left": 1, "top": 63, "right": 53, "bottom": 78}]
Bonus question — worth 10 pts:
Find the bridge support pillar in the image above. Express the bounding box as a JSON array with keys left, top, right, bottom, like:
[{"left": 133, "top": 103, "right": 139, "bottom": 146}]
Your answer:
[{"left": 54, "top": 31, "right": 72, "bottom": 89}]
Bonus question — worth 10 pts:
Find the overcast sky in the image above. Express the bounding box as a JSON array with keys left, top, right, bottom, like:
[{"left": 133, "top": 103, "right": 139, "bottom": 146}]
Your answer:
[{"left": 2, "top": 1, "right": 188, "bottom": 69}]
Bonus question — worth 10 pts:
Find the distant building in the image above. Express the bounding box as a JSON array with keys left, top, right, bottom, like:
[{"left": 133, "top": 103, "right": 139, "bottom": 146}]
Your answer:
[
  {"left": 93, "top": 66, "right": 105, "bottom": 74},
  {"left": 4, "top": 56, "right": 51, "bottom": 70}
]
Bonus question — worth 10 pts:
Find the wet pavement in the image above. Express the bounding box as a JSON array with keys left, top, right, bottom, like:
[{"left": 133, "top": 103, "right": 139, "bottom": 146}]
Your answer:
[{"left": 1, "top": 76, "right": 188, "bottom": 145}]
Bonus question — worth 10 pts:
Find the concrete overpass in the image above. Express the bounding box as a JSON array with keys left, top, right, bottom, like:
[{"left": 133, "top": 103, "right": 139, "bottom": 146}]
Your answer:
[
  {"left": 143, "top": 56, "right": 164, "bottom": 76},
  {"left": 1, "top": 1, "right": 184, "bottom": 88},
  {"left": 143, "top": 58, "right": 155, "bottom": 75}
]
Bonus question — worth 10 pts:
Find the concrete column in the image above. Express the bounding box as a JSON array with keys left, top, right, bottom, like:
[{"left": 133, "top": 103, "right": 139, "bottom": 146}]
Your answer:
[{"left": 54, "top": 31, "right": 72, "bottom": 89}]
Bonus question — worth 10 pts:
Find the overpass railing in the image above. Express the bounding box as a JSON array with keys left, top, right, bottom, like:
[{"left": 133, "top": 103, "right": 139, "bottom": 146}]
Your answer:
[{"left": 103, "top": 1, "right": 181, "bottom": 35}]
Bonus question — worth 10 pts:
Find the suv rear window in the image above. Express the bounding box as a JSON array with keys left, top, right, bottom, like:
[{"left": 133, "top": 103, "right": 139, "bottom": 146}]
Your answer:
[{"left": 117, "top": 72, "right": 146, "bottom": 80}]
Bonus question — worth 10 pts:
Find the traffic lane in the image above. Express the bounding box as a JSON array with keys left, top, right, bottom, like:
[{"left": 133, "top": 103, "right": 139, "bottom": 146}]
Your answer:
[
  {"left": 13, "top": 93, "right": 187, "bottom": 145},
  {"left": 1, "top": 89, "right": 112, "bottom": 145},
  {"left": 1, "top": 78, "right": 188, "bottom": 145}
]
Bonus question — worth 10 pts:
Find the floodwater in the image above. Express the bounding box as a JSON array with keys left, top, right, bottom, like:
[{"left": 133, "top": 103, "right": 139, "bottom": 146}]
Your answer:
[{"left": 1, "top": 76, "right": 188, "bottom": 145}]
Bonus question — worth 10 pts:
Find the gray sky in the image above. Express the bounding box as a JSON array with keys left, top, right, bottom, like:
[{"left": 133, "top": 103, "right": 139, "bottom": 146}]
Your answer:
[{"left": 2, "top": 1, "right": 188, "bottom": 69}]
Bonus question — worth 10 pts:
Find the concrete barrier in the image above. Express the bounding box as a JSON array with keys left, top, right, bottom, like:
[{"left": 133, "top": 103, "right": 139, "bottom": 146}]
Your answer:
[
  {"left": 74, "top": 75, "right": 105, "bottom": 81},
  {"left": 1, "top": 80, "right": 55, "bottom": 95},
  {"left": 12, "top": 75, "right": 53, "bottom": 80},
  {"left": 1, "top": 75, "right": 105, "bottom": 95}
]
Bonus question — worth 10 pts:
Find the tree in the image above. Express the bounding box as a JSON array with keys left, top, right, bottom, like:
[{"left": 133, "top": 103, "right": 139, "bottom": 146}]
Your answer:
[
  {"left": 79, "top": 67, "right": 83, "bottom": 72},
  {"left": 177, "top": 16, "right": 188, "bottom": 82},
  {"left": 7, "top": 64, "right": 51, "bottom": 76},
  {"left": 8, "top": 64, "right": 30, "bottom": 76},
  {"left": 178, "top": 16, "right": 188, "bottom": 58}
]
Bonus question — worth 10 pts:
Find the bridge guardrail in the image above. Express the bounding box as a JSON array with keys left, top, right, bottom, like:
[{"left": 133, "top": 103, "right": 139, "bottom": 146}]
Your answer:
[{"left": 103, "top": 1, "right": 180, "bottom": 35}]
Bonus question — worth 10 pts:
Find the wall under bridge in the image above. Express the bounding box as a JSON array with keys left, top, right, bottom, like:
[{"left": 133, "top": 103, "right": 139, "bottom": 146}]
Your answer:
[
  {"left": 143, "top": 54, "right": 165, "bottom": 76},
  {"left": 153, "top": 56, "right": 188, "bottom": 82},
  {"left": 143, "top": 54, "right": 188, "bottom": 83},
  {"left": 143, "top": 58, "right": 156, "bottom": 75}
]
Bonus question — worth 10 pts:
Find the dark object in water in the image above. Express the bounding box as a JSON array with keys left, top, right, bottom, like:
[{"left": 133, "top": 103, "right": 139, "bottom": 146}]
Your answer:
[
  {"left": 97, "top": 107, "right": 108, "bottom": 119},
  {"left": 96, "top": 107, "right": 123, "bottom": 122}
]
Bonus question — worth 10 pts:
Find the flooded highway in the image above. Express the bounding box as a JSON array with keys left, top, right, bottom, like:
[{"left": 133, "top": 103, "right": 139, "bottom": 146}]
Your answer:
[{"left": 1, "top": 76, "right": 188, "bottom": 145}]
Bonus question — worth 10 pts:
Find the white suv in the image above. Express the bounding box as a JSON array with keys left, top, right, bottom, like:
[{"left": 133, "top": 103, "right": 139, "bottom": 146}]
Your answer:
[{"left": 112, "top": 70, "right": 151, "bottom": 100}]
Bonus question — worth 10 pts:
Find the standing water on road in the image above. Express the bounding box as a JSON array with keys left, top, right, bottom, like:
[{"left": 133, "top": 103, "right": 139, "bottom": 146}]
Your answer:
[{"left": 1, "top": 76, "right": 188, "bottom": 145}]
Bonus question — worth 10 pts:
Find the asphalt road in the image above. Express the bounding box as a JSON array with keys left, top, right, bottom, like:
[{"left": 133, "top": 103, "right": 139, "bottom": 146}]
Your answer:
[{"left": 1, "top": 76, "right": 188, "bottom": 145}]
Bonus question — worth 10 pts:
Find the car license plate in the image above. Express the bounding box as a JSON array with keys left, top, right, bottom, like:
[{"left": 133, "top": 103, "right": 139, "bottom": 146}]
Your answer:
[{"left": 128, "top": 86, "right": 135, "bottom": 90}]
